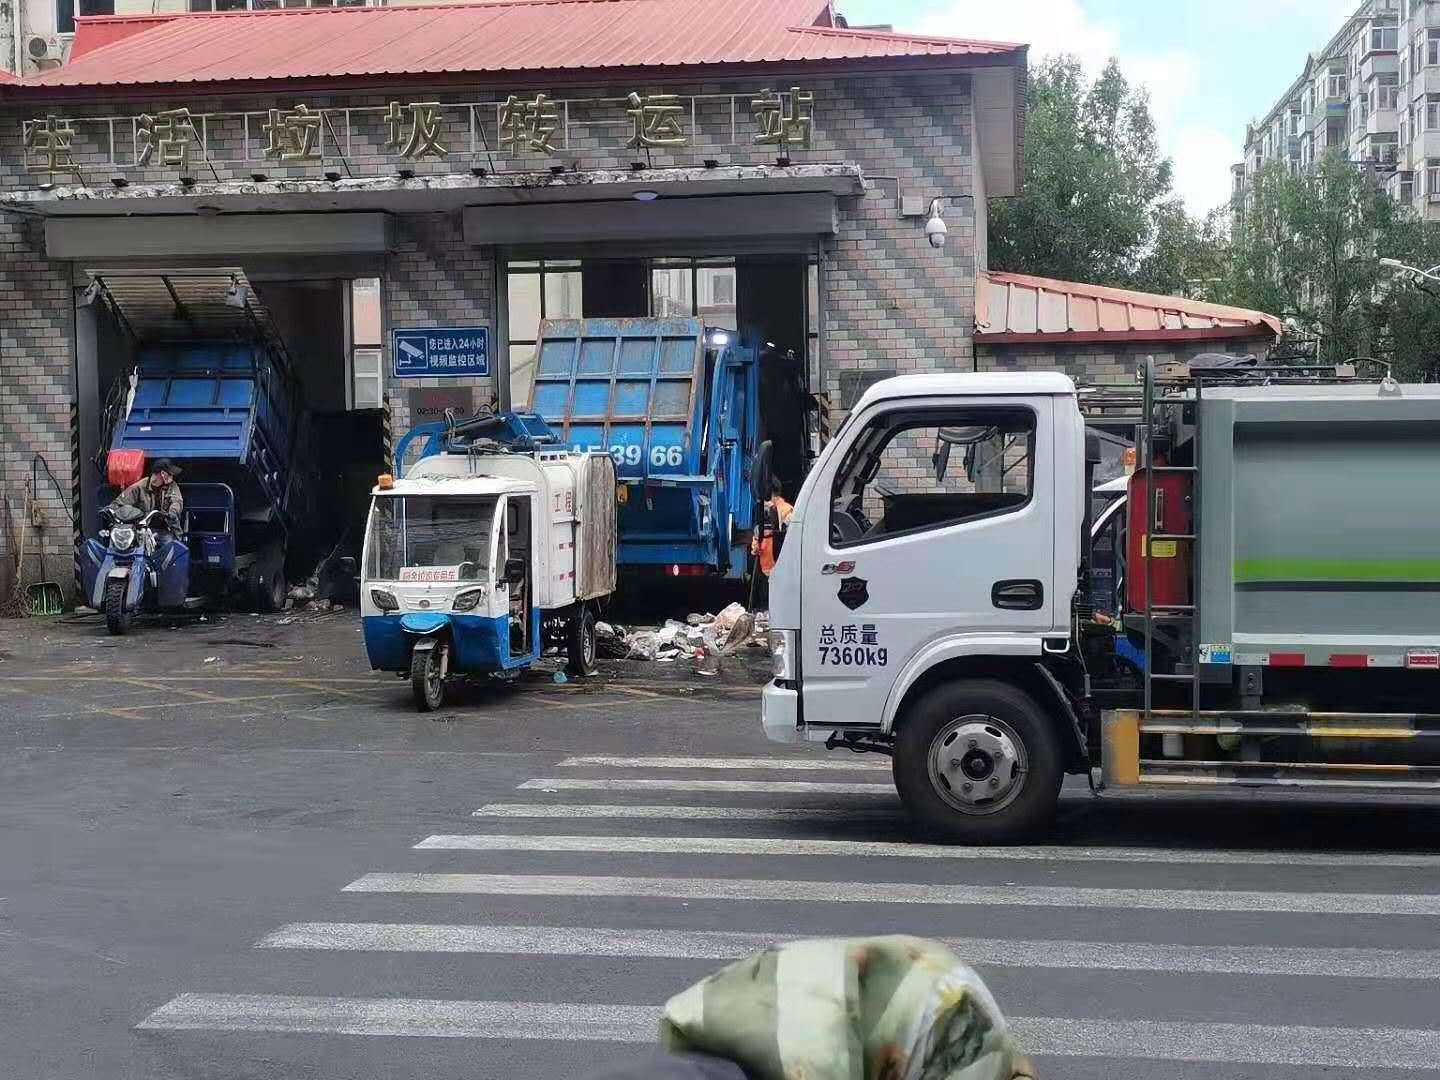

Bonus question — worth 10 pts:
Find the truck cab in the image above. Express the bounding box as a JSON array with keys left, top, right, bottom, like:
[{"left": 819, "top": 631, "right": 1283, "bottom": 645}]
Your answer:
[{"left": 764, "top": 373, "right": 1087, "bottom": 840}]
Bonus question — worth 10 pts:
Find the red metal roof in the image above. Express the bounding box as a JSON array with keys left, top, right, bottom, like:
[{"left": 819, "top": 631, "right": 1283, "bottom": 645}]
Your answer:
[
  {"left": 975, "top": 270, "right": 1282, "bottom": 345},
  {"left": 8, "top": 1, "right": 1022, "bottom": 91}
]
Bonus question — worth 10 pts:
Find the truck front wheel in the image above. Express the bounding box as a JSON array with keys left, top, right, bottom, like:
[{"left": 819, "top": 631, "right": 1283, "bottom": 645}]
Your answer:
[{"left": 893, "top": 679, "right": 1062, "bottom": 844}]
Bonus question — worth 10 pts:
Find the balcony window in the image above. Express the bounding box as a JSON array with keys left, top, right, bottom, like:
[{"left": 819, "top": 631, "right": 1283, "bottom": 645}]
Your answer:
[
  {"left": 1427, "top": 94, "right": 1440, "bottom": 129},
  {"left": 1371, "top": 26, "right": 1399, "bottom": 52},
  {"left": 1427, "top": 159, "right": 1440, "bottom": 195},
  {"left": 57, "top": 0, "right": 113, "bottom": 34},
  {"left": 1375, "top": 73, "right": 1401, "bottom": 111},
  {"left": 1429, "top": 29, "right": 1440, "bottom": 66}
]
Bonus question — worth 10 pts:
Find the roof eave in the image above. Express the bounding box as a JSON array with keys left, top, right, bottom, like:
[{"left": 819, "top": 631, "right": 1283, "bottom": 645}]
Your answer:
[
  {"left": 975, "top": 325, "right": 1279, "bottom": 347},
  {"left": 0, "top": 48, "right": 1026, "bottom": 101}
]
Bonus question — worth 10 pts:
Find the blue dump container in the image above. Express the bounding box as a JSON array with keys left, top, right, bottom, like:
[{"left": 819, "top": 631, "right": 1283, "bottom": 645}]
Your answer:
[{"left": 530, "top": 317, "right": 758, "bottom": 575}]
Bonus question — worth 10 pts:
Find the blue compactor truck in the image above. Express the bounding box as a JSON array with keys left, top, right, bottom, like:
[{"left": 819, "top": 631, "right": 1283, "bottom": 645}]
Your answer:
[
  {"left": 397, "top": 317, "right": 763, "bottom": 579},
  {"left": 79, "top": 270, "right": 307, "bottom": 612}
]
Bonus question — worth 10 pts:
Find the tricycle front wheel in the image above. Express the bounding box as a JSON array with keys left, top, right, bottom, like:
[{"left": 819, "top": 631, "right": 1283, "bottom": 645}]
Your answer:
[{"left": 411, "top": 641, "right": 448, "bottom": 711}]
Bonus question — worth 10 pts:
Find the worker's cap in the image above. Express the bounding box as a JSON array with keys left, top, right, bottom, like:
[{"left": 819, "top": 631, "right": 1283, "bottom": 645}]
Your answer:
[{"left": 149, "top": 457, "right": 182, "bottom": 478}]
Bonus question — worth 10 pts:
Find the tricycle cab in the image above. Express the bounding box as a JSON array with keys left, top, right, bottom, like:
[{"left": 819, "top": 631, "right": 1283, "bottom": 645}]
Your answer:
[{"left": 361, "top": 478, "right": 541, "bottom": 696}]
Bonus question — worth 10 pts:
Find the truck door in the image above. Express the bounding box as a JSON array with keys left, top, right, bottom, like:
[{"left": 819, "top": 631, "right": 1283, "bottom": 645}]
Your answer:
[{"left": 799, "top": 395, "right": 1057, "bottom": 730}]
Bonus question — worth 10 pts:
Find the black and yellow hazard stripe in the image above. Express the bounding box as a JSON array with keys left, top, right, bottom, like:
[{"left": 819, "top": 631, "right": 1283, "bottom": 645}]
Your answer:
[
  {"left": 382, "top": 392, "right": 394, "bottom": 469},
  {"left": 69, "top": 400, "right": 83, "bottom": 598}
]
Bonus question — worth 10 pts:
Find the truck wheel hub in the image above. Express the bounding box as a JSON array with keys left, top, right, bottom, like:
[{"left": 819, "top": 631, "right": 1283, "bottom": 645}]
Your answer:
[{"left": 929, "top": 715, "right": 1027, "bottom": 815}]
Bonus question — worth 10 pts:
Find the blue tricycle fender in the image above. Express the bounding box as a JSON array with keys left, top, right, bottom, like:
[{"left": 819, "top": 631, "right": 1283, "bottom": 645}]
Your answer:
[{"left": 400, "top": 612, "right": 452, "bottom": 635}]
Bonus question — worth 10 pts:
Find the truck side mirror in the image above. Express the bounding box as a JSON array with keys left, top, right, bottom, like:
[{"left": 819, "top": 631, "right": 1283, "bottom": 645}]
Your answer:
[
  {"left": 504, "top": 557, "right": 526, "bottom": 584},
  {"left": 750, "top": 440, "right": 774, "bottom": 503}
]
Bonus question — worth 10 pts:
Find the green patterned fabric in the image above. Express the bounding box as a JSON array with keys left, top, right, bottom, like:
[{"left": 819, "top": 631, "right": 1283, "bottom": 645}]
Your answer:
[{"left": 658, "top": 936, "right": 1034, "bottom": 1080}]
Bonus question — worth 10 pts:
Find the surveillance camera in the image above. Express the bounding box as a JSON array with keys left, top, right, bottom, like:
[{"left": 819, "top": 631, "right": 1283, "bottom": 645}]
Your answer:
[{"left": 925, "top": 214, "right": 948, "bottom": 248}]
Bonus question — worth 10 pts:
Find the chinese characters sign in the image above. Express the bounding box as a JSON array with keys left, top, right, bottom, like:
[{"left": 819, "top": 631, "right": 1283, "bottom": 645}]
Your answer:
[
  {"left": 392, "top": 327, "right": 490, "bottom": 379},
  {"left": 20, "top": 87, "right": 817, "bottom": 179},
  {"left": 499, "top": 93, "right": 560, "bottom": 155},
  {"left": 816, "top": 622, "right": 888, "bottom": 667}
]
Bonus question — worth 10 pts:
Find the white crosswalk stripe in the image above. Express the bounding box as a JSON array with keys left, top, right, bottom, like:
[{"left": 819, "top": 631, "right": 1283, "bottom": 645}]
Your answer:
[
  {"left": 342, "top": 871, "right": 1440, "bottom": 915},
  {"left": 135, "top": 994, "right": 1440, "bottom": 1069},
  {"left": 256, "top": 922, "right": 1440, "bottom": 979},
  {"left": 557, "top": 755, "right": 890, "bottom": 771},
  {"left": 473, "top": 802, "right": 888, "bottom": 822},
  {"left": 139, "top": 753, "right": 1440, "bottom": 1075},
  {"left": 417, "top": 831, "right": 1440, "bottom": 868},
  {"left": 517, "top": 777, "right": 897, "bottom": 795}
]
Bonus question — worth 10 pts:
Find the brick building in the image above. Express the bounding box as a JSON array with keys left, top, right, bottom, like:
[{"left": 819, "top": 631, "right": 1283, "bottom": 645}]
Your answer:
[{"left": 0, "top": 0, "right": 1276, "bottom": 601}]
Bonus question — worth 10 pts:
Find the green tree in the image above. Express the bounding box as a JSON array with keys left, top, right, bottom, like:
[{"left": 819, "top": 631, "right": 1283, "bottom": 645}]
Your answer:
[
  {"left": 1210, "top": 152, "right": 1429, "bottom": 368},
  {"left": 991, "top": 55, "right": 1215, "bottom": 289}
]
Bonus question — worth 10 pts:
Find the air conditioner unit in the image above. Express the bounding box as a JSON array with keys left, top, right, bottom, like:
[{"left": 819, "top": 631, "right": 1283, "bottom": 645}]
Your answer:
[{"left": 26, "top": 34, "right": 65, "bottom": 66}]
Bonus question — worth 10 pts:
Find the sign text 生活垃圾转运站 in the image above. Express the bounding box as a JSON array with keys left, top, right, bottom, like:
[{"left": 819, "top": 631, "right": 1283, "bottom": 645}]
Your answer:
[{"left": 392, "top": 327, "right": 490, "bottom": 379}]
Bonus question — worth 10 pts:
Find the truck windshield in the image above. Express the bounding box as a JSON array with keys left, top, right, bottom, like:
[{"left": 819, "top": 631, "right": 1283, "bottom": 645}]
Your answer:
[{"left": 366, "top": 496, "right": 496, "bottom": 582}]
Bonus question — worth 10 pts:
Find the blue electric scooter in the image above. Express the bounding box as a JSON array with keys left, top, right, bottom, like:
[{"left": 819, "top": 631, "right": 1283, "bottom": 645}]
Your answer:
[{"left": 77, "top": 504, "right": 191, "bottom": 635}]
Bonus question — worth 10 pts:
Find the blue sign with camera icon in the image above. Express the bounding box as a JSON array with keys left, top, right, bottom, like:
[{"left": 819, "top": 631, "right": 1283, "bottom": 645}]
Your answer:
[{"left": 392, "top": 327, "right": 490, "bottom": 379}]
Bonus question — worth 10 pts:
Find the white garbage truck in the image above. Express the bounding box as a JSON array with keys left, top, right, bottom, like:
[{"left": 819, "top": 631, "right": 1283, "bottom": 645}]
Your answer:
[
  {"left": 761, "top": 359, "right": 1440, "bottom": 841},
  {"left": 361, "top": 411, "right": 616, "bottom": 710}
]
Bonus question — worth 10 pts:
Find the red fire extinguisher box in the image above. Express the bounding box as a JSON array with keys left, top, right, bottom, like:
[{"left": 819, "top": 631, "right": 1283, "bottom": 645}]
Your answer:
[{"left": 1126, "top": 466, "right": 1191, "bottom": 612}]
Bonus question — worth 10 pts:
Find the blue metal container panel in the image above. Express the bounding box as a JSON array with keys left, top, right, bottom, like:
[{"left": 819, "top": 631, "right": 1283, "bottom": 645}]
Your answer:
[{"left": 528, "top": 317, "right": 756, "bottom": 571}]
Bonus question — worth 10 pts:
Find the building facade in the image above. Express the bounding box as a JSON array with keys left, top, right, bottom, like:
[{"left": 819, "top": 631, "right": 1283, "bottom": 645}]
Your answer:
[
  {"left": 0, "top": 0, "right": 1028, "bottom": 597},
  {"left": 1233, "top": 0, "right": 1440, "bottom": 215}
]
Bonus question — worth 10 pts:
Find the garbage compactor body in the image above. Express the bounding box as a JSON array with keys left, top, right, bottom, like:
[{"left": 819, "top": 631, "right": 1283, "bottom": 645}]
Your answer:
[
  {"left": 528, "top": 317, "right": 759, "bottom": 576},
  {"left": 1191, "top": 383, "right": 1440, "bottom": 675}
]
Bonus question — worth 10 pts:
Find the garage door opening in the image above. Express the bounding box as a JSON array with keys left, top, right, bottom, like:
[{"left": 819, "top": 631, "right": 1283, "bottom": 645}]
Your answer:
[
  {"left": 82, "top": 269, "right": 386, "bottom": 604},
  {"left": 505, "top": 254, "right": 819, "bottom": 500}
]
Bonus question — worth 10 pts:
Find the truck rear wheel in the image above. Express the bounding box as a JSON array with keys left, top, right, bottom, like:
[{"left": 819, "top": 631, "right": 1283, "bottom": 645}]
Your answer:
[
  {"left": 103, "top": 577, "right": 132, "bottom": 636},
  {"left": 893, "top": 679, "right": 1062, "bottom": 844},
  {"left": 566, "top": 603, "right": 597, "bottom": 676}
]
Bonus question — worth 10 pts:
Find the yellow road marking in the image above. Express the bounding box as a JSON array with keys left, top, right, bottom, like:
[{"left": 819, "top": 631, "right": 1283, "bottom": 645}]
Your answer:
[
  {"left": 115, "top": 675, "right": 228, "bottom": 704},
  {"left": 37, "top": 690, "right": 323, "bottom": 717}
]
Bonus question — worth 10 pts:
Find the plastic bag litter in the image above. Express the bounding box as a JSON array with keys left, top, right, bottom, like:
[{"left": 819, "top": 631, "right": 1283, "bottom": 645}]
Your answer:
[
  {"left": 721, "top": 612, "right": 755, "bottom": 655},
  {"left": 626, "top": 631, "right": 660, "bottom": 661},
  {"left": 713, "top": 602, "right": 747, "bottom": 635}
]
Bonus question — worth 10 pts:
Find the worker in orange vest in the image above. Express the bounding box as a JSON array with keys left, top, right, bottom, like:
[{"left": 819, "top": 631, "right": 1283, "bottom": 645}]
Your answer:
[{"left": 750, "top": 479, "right": 793, "bottom": 577}]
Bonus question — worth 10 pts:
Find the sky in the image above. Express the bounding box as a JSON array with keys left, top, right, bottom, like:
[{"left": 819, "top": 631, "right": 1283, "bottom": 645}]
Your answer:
[{"left": 839, "top": 0, "right": 1363, "bottom": 216}]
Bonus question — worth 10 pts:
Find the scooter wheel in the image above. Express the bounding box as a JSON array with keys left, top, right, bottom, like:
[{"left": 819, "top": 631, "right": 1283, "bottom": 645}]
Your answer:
[
  {"left": 103, "top": 578, "right": 132, "bottom": 636},
  {"left": 411, "top": 643, "right": 447, "bottom": 711}
]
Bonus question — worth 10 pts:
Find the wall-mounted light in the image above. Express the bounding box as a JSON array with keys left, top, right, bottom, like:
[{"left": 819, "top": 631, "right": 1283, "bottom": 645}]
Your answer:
[{"left": 633, "top": 190, "right": 659, "bottom": 202}]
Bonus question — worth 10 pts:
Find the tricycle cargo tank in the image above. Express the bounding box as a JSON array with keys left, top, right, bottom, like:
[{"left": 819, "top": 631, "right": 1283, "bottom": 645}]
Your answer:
[{"left": 361, "top": 418, "right": 617, "bottom": 711}]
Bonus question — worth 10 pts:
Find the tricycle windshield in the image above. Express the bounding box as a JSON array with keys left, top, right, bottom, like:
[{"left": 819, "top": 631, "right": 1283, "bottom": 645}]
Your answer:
[{"left": 366, "top": 495, "right": 496, "bottom": 583}]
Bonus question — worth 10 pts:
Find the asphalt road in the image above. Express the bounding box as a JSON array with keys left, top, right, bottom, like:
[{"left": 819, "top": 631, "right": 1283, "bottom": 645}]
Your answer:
[{"left": 4, "top": 611, "right": 1440, "bottom": 1079}]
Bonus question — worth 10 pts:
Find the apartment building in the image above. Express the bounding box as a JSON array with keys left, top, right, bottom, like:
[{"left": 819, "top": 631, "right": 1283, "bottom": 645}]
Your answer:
[{"left": 1232, "top": 0, "right": 1440, "bottom": 215}]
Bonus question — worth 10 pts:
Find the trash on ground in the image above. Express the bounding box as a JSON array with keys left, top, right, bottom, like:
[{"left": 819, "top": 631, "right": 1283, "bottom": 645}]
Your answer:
[
  {"left": 609, "top": 605, "right": 769, "bottom": 666},
  {"left": 202, "top": 656, "right": 218, "bottom": 663}
]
